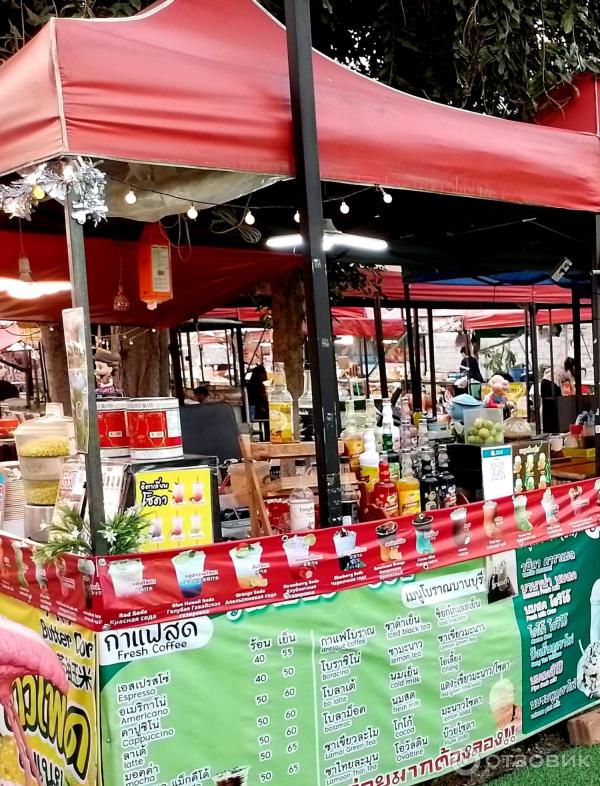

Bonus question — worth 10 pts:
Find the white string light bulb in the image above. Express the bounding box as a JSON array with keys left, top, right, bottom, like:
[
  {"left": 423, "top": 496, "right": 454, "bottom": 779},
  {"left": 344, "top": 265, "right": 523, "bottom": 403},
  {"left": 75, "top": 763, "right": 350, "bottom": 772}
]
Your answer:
[
  {"left": 339, "top": 201, "right": 350, "bottom": 215},
  {"left": 382, "top": 189, "right": 393, "bottom": 204},
  {"left": 62, "top": 162, "right": 74, "bottom": 181},
  {"left": 294, "top": 210, "right": 300, "bottom": 223},
  {"left": 245, "top": 210, "right": 256, "bottom": 226},
  {"left": 187, "top": 204, "right": 198, "bottom": 220},
  {"left": 125, "top": 188, "right": 137, "bottom": 205}
]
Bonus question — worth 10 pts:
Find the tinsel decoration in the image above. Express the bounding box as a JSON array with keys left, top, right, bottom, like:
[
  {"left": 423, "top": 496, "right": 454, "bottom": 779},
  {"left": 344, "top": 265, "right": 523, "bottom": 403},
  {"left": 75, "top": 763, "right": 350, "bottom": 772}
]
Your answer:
[{"left": 0, "top": 157, "right": 108, "bottom": 225}]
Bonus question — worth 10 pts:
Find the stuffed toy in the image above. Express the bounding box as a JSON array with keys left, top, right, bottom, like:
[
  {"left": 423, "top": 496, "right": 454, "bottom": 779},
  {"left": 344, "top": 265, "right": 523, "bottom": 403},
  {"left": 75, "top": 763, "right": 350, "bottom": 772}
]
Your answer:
[{"left": 94, "top": 348, "right": 124, "bottom": 399}]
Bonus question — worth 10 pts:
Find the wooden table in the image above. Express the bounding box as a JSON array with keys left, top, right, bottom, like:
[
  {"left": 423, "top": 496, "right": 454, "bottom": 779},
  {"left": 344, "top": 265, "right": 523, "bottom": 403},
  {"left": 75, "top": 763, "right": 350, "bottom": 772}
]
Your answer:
[{"left": 551, "top": 458, "right": 597, "bottom": 482}]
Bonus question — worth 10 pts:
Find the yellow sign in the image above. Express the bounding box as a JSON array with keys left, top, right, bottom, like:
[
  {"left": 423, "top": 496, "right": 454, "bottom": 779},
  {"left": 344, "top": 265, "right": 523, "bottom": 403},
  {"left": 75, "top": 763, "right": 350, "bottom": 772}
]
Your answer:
[
  {"left": 134, "top": 466, "right": 214, "bottom": 552},
  {"left": 0, "top": 594, "right": 97, "bottom": 786}
]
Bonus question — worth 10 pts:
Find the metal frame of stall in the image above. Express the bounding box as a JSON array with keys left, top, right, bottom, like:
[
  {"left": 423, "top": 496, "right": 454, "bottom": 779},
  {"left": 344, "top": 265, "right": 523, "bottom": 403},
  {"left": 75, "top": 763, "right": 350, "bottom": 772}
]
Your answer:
[{"left": 37, "top": 1, "right": 600, "bottom": 552}]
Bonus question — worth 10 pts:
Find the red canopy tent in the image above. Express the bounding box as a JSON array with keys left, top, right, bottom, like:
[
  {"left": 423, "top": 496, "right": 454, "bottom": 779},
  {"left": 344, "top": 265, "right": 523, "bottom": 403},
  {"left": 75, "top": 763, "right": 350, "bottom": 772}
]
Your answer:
[
  {"left": 206, "top": 306, "right": 405, "bottom": 338},
  {"left": 1, "top": 0, "right": 600, "bottom": 213},
  {"left": 463, "top": 307, "right": 592, "bottom": 331}
]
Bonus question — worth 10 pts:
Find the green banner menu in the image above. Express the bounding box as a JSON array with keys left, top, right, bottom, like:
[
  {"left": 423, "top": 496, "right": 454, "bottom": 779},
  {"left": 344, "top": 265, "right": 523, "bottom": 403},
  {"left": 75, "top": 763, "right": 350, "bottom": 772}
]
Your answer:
[
  {"left": 515, "top": 532, "right": 600, "bottom": 734},
  {"left": 99, "top": 558, "right": 525, "bottom": 786}
]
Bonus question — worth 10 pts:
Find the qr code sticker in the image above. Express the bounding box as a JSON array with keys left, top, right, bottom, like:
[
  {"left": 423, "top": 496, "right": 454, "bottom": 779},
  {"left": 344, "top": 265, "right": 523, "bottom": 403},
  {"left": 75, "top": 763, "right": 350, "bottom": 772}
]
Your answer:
[{"left": 490, "top": 461, "right": 506, "bottom": 483}]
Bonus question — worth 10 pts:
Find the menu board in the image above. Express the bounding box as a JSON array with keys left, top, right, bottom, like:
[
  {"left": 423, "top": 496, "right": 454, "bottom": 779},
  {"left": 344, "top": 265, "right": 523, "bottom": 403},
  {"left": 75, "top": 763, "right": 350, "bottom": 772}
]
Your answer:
[
  {"left": 134, "top": 466, "right": 214, "bottom": 551},
  {"left": 99, "top": 559, "right": 521, "bottom": 786},
  {"left": 98, "top": 532, "right": 600, "bottom": 786}
]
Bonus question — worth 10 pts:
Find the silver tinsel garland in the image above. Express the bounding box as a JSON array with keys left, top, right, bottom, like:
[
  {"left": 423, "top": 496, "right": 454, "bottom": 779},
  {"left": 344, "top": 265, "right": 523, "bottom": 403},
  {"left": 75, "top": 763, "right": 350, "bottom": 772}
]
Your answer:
[{"left": 0, "top": 157, "right": 108, "bottom": 224}]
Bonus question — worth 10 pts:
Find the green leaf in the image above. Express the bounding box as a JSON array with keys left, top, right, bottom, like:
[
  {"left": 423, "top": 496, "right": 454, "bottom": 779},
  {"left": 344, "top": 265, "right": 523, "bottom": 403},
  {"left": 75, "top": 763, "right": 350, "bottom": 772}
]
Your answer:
[{"left": 562, "top": 7, "right": 574, "bottom": 34}]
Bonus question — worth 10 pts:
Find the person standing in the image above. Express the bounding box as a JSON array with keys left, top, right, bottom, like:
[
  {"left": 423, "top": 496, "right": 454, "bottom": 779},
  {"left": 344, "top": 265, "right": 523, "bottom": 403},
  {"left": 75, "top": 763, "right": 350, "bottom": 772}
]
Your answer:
[
  {"left": 459, "top": 347, "right": 484, "bottom": 383},
  {"left": 247, "top": 365, "right": 269, "bottom": 420}
]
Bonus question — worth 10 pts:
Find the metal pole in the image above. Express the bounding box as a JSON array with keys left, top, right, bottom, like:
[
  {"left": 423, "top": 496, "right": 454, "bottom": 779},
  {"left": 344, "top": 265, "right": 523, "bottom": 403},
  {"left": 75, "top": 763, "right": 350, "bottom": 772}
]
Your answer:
[
  {"left": 374, "top": 297, "right": 388, "bottom": 398},
  {"left": 403, "top": 287, "right": 419, "bottom": 407},
  {"left": 64, "top": 194, "right": 105, "bottom": 553},
  {"left": 235, "top": 326, "right": 248, "bottom": 422},
  {"left": 529, "top": 305, "right": 541, "bottom": 434},
  {"left": 186, "top": 330, "right": 195, "bottom": 387},
  {"left": 413, "top": 308, "right": 423, "bottom": 411},
  {"left": 362, "top": 337, "right": 370, "bottom": 397},
  {"left": 169, "top": 327, "right": 185, "bottom": 404},
  {"left": 427, "top": 309, "right": 437, "bottom": 416},
  {"left": 573, "top": 290, "right": 582, "bottom": 397},
  {"left": 548, "top": 308, "right": 555, "bottom": 395},
  {"left": 524, "top": 308, "right": 531, "bottom": 423},
  {"left": 283, "top": 0, "right": 341, "bottom": 527}
]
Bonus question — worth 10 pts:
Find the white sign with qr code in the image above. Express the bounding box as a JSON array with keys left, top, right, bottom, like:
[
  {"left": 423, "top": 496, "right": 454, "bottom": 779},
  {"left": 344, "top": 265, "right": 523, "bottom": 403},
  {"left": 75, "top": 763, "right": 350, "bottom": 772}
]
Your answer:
[{"left": 481, "top": 445, "right": 513, "bottom": 500}]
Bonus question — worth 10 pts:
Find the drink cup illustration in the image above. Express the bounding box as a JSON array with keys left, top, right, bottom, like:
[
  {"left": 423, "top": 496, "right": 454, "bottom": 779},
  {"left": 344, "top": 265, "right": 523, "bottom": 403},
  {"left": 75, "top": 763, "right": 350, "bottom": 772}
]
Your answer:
[
  {"left": 514, "top": 477, "right": 523, "bottom": 494},
  {"left": 541, "top": 488, "right": 559, "bottom": 526},
  {"left": 229, "top": 543, "right": 265, "bottom": 589},
  {"left": 109, "top": 559, "right": 144, "bottom": 598},
  {"left": 569, "top": 485, "right": 584, "bottom": 514},
  {"left": 191, "top": 513, "right": 203, "bottom": 537},
  {"left": 192, "top": 481, "right": 204, "bottom": 503},
  {"left": 171, "top": 550, "right": 206, "bottom": 598},
  {"left": 450, "top": 507, "right": 471, "bottom": 547},
  {"left": 173, "top": 482, "right": 184, "bottom": 504},
  {"left": 376, "top": 522, "right": 401, "bottom": 562},
  {"left": 596, "top": 479, "right": 600, "bottom": 506},
  {"left": 11, "top": 542, "right": 28, "bottom": 589},
  {"left": 171, "top": 514, "right": 184, "bottom": 539},
  {"left": 513, "top": 495, "right": 532, "bottom": 532},
  {"left": 78, "top": 558, "right": 95, "bottom": 609},
  {"left": 150, "top": 516, "right": 163, "bottom": 540},
  {"left": 214, "top": 767, "right": 250, "bottom": 786},
  {"left": 483, "top": 500, "right": 501, "bottom": 538},
  {"left": 35, "top": 562, "right": 47, "bottom": 593},
  {"left": 55, "top": 556, "right": 69, "bottom": 597},
  {"left": 412, "top": 513, "right": 435, "bottom": 555},
  {"left": 283, "top": 533, "right": 316, "bottom": 579},
  {"left": 333, "top": 529, "right": 357, "bottom": 570},
  {"left": 489, "top": 678, "right": 520, "bottom": 730}
]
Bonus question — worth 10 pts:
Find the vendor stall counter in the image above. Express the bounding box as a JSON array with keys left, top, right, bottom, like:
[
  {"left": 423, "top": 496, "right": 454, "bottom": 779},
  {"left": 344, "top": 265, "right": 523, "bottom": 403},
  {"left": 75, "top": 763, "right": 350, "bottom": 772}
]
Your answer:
[{"left": 3, "top": 477, "right": 600, "bottom": 786}]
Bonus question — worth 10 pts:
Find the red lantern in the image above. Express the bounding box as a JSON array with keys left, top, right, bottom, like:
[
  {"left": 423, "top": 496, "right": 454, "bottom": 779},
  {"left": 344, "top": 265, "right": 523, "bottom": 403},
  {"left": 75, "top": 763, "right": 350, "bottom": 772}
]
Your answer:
[{"left": 138, "top": 223, "right": 173, "bottom": 310}]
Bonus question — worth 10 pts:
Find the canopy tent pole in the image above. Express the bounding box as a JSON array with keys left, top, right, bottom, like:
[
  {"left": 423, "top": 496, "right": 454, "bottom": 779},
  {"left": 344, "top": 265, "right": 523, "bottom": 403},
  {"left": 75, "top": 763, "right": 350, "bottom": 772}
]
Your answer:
[
  {"left": 169, "top": 327, "right": 185, "bottom": 404},
  {"left": 413, "top": 309, "right": 423, "bottom": 412},
  {"left": 362, "top": 337, "right": 370, "bottom": 397},
  {"left": 374, "top": 297, "right": 388, "bottom": 398},
  {"left": 529, "top": 305, "right": 541, "bottom": 434},
  {"left": 524, "top": 309, "right": 531, "bottom": 423},
  {"left": 592, "top": 216, "right": 600, "bottom": 478},
  {"left": 403, "top": 287, "right": 418, "bottom": 408},
  {"left": 64, "top": 193, "right": 106, "bottom": 555},
  {"left": 427, "top": 309, "right": 437, "bottom": 416},
  {"left": 283, "top": 0, "right": 341, "bottom": 527},
  {"left": 572, "top": 291, "right": 582, "bottom": 397},
  {"left": 236, "top": 327, "right": 248, "bottom": 422}
]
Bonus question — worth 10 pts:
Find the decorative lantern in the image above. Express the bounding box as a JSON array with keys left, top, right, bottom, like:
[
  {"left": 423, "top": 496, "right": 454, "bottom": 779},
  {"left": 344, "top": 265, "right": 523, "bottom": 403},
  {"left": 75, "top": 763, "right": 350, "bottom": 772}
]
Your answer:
[{"left": 138, "top": 223, "right": 173, "bottom": 311}]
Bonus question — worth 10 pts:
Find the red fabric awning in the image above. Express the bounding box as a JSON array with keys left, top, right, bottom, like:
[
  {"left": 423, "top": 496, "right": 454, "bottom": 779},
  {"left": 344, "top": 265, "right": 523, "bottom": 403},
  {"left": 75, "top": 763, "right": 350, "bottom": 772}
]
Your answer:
[
  {"left": 0, "top": 0, "right": 599, "bottom": 211},
  {"left": 205, "top": 306, "right": 404, "bottom": 339},
  {"left": 0, "top": 231, "right": 297, "bottom": 326},
  {"left": 463, "top": 307, "right": 592, "bottom": 330}
]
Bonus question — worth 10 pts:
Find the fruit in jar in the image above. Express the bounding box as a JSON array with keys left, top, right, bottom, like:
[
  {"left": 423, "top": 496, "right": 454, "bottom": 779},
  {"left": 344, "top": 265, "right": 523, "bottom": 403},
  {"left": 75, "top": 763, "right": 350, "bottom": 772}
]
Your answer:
[{"left": 19, "top": 437, "right": 70, "bottom": 458}]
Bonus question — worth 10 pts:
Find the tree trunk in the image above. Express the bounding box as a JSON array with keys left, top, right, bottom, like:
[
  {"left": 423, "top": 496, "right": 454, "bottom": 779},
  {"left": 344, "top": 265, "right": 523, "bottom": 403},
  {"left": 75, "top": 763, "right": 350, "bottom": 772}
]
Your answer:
[
  {"left": 40, "top": 324, "right": 71, "bottom": 414},
  {"left": 271, "top": 269, "right": 304, "bottom": 432},
  {"left": 120, "top": 329, "right": 170, "bottom": 398}
]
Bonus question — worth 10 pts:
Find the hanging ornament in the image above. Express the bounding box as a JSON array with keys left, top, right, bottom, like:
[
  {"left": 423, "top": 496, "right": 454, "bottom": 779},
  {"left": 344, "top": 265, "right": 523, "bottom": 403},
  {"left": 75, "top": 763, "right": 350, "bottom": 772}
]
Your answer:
[{"left": 113, "top": 258, "right": 130, "bottom": 312}]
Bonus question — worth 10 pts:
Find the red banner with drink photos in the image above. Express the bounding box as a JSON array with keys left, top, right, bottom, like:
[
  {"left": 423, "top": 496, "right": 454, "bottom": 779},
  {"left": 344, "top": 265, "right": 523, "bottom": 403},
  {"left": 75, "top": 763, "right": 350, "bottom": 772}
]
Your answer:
[{"left": 2, "top": 478, "right": 600, "bottom": 630}]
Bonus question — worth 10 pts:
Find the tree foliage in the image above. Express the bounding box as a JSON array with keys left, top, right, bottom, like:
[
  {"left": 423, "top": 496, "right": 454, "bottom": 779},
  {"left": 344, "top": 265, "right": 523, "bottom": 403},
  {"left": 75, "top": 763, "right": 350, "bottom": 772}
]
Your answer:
[{"left": 3, "top": 0, "right": 600, "bottom": 119}]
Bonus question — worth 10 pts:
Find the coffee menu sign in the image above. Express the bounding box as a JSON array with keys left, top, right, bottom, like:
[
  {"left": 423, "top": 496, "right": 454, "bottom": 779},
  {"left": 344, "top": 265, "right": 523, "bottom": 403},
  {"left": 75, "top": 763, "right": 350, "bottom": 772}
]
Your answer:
[{"left": 98, "top": 532, "right": 600, "bottom": 786}]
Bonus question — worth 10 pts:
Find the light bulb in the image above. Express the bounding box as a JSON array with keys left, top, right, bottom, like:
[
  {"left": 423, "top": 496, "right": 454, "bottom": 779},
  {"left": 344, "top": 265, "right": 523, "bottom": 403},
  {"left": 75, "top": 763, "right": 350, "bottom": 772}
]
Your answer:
[
  {"left": 49, "top": 326, "right": 55, "bottom": 332},
  {"left": 382, "top": 189, "right": 393, "bottom": 204},
  {"left": 32, "top": 185, "right": 45, "bottom": 201},
  {"left": 151, "top": 328, "right": 157, "bottom": 333},
  {"left": 245, "top": 210, "right": 256, "bottom": 226},
  {"left": 339, "top": 201, "right": 350, "bottom": 215},
  {"left": 129, "top": 340, "right": 134, "bottom": 346},
  {"left": 294, "top": 210, "right": 300, "bottom": 223},
  {"left": 187, "top": 204, "right": 198, "bottom": 220},
  {"left": 125, "top": 188, "right": 137, "bottom": 205}
]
